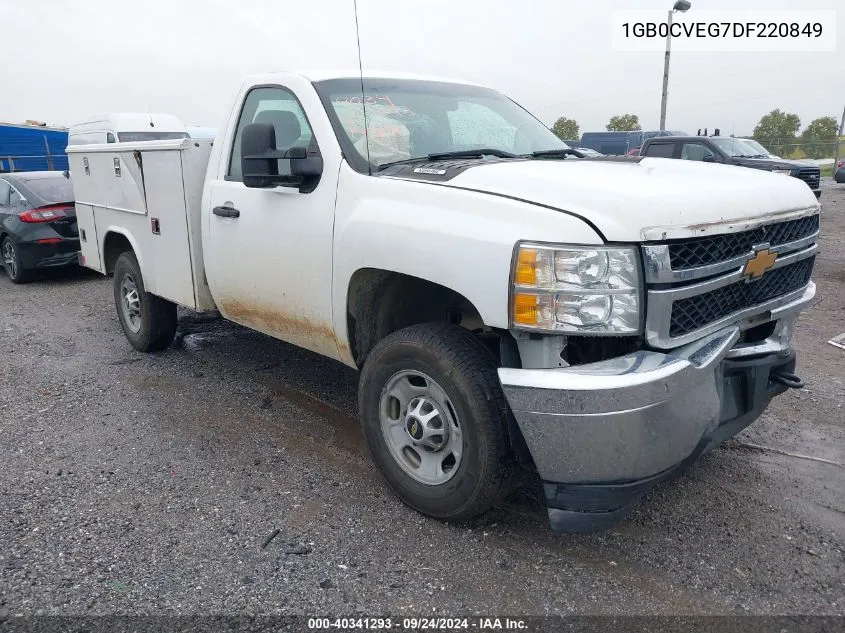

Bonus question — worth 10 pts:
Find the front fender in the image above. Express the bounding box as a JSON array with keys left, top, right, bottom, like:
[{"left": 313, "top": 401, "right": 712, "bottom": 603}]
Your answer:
[{"left": 331, "top": 166, "right": 604, "bottom": 362}]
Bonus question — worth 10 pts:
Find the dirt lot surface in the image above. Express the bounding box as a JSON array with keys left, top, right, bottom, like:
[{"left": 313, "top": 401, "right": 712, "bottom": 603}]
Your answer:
[{"left": 1, "top": 181, "right": 843, "bottom": 618}]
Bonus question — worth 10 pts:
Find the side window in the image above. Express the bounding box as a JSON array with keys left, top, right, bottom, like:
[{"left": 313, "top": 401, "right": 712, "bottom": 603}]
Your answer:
[
  {"left": 681, "top": 143, "right": 716, "bottom": 161},
  {"left": 68, "top": 132, "right": 101, "bottom": 146},
  {"left": 9, "top": 187, "right": 22, "bottom": 206},
  {"left": 227, "top": 86, "right": 315, "bottom": 181},
  {"left": 107, "top": 133, "right": 116, "bottom": 143},
  {"left": 447, "top": 102, "right": 521, "bottom": 153},
  {"left": 644, "top": 142, "right": 675, "bottom": 158},
  {"left": 0, "top": 180, "right": 10, "bottom": 207}
]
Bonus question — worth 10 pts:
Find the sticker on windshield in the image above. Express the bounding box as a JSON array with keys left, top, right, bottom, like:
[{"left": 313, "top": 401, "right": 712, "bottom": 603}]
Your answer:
[
  {"left": 413, "top": 167, "right": 447, "bottom": 175},
  {"left": 333, "top": 101, "right": 414, "bottom": 166},
  {"left": 334, "top": 95, "right": 396, "bottom": 107}
]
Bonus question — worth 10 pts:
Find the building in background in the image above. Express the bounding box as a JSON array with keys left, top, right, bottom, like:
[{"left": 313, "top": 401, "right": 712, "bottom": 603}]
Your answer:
[{"left": 0, "top": 122, "right": 69, "bottom": 173}]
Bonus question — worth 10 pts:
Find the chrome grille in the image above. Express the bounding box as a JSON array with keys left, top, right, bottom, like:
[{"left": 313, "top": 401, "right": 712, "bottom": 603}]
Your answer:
[
  {"left": 795, "top": 167, "right": 820, "bottom": 190},
  {"left": 667, "top": 215, "right": 819, "bottom": 270},
  {"left": 643, "top": 210, "right": 819, "bottom": 349},
  {"left": 669, "top": 256, "right": 815, "bottom": 337}
]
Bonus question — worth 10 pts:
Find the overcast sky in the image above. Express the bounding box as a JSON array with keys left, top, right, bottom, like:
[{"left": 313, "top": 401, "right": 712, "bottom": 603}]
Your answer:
[{"left": 3, "top": 0, "right": 842, "bottom": 136}]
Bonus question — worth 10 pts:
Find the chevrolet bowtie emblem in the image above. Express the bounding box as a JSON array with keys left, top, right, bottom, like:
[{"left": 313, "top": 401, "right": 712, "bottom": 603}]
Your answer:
[{"left": 743, "top": 247, "right": 778, "bottom": 280}]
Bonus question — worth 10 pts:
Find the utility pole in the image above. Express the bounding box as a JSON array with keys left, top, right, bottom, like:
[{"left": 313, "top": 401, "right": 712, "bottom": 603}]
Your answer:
[
  {"left": 659, "top": 1, "right": 691, "bottom": 131},
  {"left": 659, "top": 10, "right": 673, "bottom": 131}
]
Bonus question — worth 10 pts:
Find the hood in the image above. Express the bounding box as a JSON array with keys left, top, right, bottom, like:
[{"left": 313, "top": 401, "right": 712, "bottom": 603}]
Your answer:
[
  {"left": 400, "top": 157, "right": 820, "bottom": 241},
  {"left": 733, "top": 157, "right": 819, "bottom": 170}
]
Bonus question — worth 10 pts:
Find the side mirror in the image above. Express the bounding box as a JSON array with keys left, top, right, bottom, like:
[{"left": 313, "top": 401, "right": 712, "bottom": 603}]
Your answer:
[
  {"left": 702, "top": 155, "right": 718, "bottom": 163},
  {"left": 241, "top": 122, "right": 323, "bottom": 193}
]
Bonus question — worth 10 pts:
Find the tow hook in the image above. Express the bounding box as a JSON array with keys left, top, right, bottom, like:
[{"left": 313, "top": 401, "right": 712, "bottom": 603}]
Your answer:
[{"left": 771, "top": 371, "right": 805, "bottom": 389}]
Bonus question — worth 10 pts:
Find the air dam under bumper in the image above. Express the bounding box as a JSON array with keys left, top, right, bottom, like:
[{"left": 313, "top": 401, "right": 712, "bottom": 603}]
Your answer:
[{"left": 498, "top": 323, "right": 801, "bottom": 533}]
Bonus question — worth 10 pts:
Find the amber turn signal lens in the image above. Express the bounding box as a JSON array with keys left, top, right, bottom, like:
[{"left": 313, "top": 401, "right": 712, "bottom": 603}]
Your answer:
[
  {"left": 513, "top": 293, "right": 539, "bottom": 325},
  {"left": 515, "top": 248, "right": 538, "bottom": 286}
]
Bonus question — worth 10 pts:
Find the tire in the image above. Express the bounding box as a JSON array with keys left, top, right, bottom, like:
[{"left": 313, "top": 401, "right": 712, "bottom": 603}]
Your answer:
[
  {"left": 2, "top": 236, "right": 31, "bottom": 284},
  {"left": 113, "top": 251, "right": 177, "bottom": 352},
  {"left": 359, "top": 323, "right": 515, "bottom": 521}
]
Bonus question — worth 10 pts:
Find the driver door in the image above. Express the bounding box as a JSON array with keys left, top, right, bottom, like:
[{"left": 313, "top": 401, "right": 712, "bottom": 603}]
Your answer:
[
  {"left": 680, "top": 142, "right": 721, "bottom": 163},
  {"left": 205, "top": 84, "right": 341, "bottom": 359}
]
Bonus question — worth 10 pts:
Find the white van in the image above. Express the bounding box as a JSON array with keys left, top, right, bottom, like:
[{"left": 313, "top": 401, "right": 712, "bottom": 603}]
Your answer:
[
  {"left": 68, "top": 113, "right": 189, "bottom": 146},
  {"left": 185, "top": 126, "right": 217, "bottom": 139}
]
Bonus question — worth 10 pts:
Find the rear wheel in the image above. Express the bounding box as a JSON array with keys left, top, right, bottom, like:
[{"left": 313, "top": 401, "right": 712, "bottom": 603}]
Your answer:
[
  {"left": 359, "top": 323, "right": 515, "bottom": 521},
  {"left": 2, "top": 237, "right": 31, "bottom": 284},
  {"left": 113, "top": 251, "right": 177, "bottom": 352}
]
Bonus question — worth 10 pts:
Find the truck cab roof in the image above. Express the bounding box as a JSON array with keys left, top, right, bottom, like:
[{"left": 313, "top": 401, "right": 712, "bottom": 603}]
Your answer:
[
  {"left": 70, "top": 112, "right": 186, "bottom": 130},
  {"left": 249, "top": 69, "right": 483, "bottom": 87},
  {"left": 68, "top": 112, "right": 189, "bottom": 146}
]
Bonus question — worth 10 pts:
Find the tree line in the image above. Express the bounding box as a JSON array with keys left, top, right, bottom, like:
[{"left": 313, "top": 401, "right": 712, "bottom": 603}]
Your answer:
[
  {"left": 551, "top": 111, "right": 841, "bottom": 158},
  {"left": 551, "top": 115, "right": 644, "bottom": 140}
]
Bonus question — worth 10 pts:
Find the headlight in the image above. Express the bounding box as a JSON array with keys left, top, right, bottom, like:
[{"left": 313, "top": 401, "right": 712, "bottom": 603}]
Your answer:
[
  {"left": 771, "top": 169, "right": 793, "bottom": 175},
  {"left": 511, "top": 243, "right": 642, "bottom": 334}
]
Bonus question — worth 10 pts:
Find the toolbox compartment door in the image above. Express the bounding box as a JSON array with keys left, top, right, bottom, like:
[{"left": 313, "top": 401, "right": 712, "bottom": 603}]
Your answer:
[{"left": 75, "top": 203, "right": 103, "bottom": 273}]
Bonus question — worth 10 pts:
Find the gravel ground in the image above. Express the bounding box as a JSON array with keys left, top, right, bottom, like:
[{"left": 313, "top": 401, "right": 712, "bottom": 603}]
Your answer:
[{"left": 0, "top": 181, "right": 843, "bottom": 618}]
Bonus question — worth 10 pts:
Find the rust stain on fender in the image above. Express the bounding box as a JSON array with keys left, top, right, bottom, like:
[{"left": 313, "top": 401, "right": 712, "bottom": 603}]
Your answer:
[
  {"left": 334, "top": 340, "right": 355, "bottom": 366},
  {"left": 218, "top": 298, "right": 339, "bottom": 358}
]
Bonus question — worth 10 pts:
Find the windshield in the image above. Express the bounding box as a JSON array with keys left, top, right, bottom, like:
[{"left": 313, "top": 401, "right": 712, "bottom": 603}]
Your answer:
[
  {"left": 710, "top": 138, "right": 765, "bottom": 157},
  {"left": 117, "top": 131, "right": 189, "bottom": 142},
  {"left": 313, "top": 78, "right": 566, "bottom": 170},
  {"left": 742, "top": 139, "right": 777, "bottom": 157},
  {"left": 25, "top": 176, "right": 74, "bottom": 203}
]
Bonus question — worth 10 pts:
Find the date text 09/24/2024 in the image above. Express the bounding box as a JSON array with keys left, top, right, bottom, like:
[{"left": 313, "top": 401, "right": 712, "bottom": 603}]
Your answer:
[{"left": 307, "top": 618, "right": 528, "bottom": 630}]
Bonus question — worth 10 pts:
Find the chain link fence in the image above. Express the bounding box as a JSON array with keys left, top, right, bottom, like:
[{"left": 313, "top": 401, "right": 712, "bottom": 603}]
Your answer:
[{"left": 738, "top": 138, "right": 845, "bottom": 162}]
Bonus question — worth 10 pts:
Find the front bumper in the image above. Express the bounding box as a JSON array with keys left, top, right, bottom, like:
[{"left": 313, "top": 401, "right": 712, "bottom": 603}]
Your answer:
[{"left": 498, "top": 290, "right": 812, "bottom": 533}]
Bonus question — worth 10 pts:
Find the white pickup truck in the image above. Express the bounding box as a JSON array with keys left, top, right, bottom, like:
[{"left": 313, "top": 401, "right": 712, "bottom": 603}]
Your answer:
[{"left": 67, "top": 71, "right": 819, "bottom": 533}]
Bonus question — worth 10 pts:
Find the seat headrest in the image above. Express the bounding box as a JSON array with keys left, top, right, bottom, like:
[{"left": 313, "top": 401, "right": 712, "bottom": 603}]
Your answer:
[{"left": 254, "top": 110, "right": 302, "bottom": 148}]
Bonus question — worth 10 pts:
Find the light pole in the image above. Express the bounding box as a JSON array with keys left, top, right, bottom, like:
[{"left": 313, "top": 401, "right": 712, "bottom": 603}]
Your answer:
[{"left": 659, "top": 0, "right": 691, "bottom": 131}]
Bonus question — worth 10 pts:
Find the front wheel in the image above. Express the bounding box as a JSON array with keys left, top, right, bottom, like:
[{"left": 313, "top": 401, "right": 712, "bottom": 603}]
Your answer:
[
  {"left": 359, "top": 323, "right": 515, "bottom": 521},
  {"left": 113, "top": 251, "right": 177, "bottom": 352}
]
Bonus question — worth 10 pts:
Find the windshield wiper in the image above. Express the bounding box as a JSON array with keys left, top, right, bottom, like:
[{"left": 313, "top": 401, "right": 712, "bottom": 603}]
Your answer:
[
  {"left": 427, "top": 149, "right": 518, "bottom": 160},
  {"left": 529, "top": 148, "right": 586, "bottom": 159},
  {"left": 378, "top": 149, "right": 518, "bottom": 171}
]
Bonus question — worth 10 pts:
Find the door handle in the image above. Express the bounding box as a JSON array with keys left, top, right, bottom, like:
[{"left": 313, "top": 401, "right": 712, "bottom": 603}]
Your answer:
[{"left": 213, "top": 205, "right": 240, "bottom": 218}]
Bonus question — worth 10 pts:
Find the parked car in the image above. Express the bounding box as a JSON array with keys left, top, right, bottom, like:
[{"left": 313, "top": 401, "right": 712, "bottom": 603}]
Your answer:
[
  {"left": 68, "top": 113, "right": 189, "bottom": 145},
  {"left": 69, "top": 71, "right": 817, "bottom": 533},
  {"left": 640, "top": 135, "right": 822, "bottom": 198},
  {"left": 579, "top": 130, "right": 685, "bottom": 155},
  {"left": 835, "top": 160, "right": 845, "bottom": 183},
  {"left": 0, "top": 171, "right": 77, "bottom": 283},
  {"left": 570, "top": 147, "right": 603, "bottom": 157},
  {"left": 186, "top": 126, "right": 217, "bottom": 140}
]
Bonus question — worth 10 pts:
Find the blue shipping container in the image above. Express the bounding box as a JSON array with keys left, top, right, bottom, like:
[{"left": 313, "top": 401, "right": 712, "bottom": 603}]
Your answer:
[{"left": 0, "top": 123, "right": 69, "bottom": 172}]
